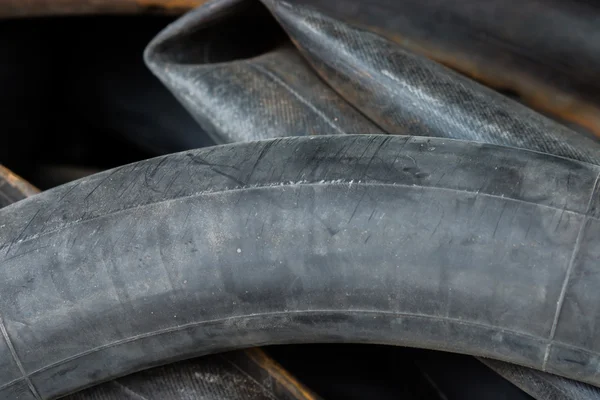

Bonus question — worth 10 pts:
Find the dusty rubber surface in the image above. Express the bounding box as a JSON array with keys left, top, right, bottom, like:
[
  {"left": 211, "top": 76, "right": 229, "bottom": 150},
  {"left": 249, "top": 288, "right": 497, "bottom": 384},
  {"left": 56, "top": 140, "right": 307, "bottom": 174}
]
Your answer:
[
  {"left": 1, "top": 135, "right": 600, "bottom": 398},
  {"left": 145, "top": 4, "right": 600, "bottom": 397},
  {"left": 146, "top": 0, "right": 600, "bottom": 154},
  {"left": 0, "top": 165, "right": 317, "bottom": 400}
]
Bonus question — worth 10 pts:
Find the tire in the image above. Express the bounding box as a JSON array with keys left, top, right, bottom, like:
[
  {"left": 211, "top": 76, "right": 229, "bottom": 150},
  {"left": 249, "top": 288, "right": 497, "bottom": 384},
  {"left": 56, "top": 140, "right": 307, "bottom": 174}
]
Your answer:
[{"left": 1, "top": 135, "right": 599, "bottom": 399}]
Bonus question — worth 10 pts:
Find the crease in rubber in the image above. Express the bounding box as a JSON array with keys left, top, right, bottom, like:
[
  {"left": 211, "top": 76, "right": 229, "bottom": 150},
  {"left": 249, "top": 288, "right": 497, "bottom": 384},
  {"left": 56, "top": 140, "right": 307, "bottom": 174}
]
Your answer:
[
  {"left": 249, "top": 63, "right": 349, "bottom": 135},
  {"left": 543, "top": 173, "right": 600, "bottom": 371},
  {"left": 1, "top": 180, "right": 593, "bottom": 257},
  {"left": 0, "top": 313, "right": 42, "bottom": 399},
  {"left": 17, "top": 308, "right": 580, "bottom": 380}
]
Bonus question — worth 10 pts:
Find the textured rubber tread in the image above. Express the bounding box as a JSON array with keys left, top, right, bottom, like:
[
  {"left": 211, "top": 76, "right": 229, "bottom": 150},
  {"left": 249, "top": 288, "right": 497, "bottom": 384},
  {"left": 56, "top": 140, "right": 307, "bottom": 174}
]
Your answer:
[{"left": 1, "top": 135, "right": 600, "bottom": 398}]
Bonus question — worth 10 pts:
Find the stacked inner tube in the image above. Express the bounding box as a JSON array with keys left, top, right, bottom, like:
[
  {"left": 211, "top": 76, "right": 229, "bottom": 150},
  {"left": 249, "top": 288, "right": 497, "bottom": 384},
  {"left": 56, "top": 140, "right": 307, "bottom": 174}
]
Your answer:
[
  {"left": 143, "top": 1, "right": 600, "bottom": 399},
  {"left": 2, "top": 1, "right": 600, "bottom": 399}
]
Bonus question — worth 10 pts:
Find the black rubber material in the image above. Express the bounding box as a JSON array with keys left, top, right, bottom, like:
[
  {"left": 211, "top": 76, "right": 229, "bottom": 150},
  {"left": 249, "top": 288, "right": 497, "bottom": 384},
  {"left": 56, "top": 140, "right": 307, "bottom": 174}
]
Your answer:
[
  {"left": 144, "top": 0, "right": 383, "bottom": 145},
  {"left": 2, "top": 135, "right": 600, "bottom": 399},
  {"left": 279, "top": 0, "right": 600, "bottom": 138},
  {"left": 0, "top": 167, "right": 317, "bottom": 400},
  {"left": 482, "top": 359, "right": 600, "bottom": 400},
  {"left": 264, "top": 0, "right": 600, "bottom": 164},
  {"left": 65, "top": 350, "right": 319, "bottom": 400},
  {"left": 145, "top": 0, "right": 600, "bottom": 162},
  {"left": 145, "top": 5, "right": 600, "bottom": 397}
]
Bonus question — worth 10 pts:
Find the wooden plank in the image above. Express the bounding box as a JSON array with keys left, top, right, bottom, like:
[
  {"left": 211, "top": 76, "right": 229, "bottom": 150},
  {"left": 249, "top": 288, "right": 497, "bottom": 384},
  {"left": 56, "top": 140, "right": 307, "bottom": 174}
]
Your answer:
[
  {"left": 0, "top": 0, "right": 205, "bottom": 18},
  {"left": 0, "top": 165, "right": 39, "bottom": 207}
]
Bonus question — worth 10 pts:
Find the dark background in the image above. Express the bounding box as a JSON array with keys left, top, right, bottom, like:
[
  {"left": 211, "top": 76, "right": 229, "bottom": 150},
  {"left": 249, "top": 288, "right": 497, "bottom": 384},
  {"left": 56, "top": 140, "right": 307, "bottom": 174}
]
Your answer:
[{"left": 0, "top": 15, "right": 213, "bottom": 189}]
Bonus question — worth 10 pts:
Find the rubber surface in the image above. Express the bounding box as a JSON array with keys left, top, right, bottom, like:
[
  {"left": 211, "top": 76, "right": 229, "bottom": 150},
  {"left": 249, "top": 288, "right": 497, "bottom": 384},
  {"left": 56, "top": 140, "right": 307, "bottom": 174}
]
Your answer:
[
  {"left": 145, "top": 0, "right": 383, "bottom": 145},
  {"left": 146, "top": 5, "right": 600, "bottom": 398},
  {"left": 0, "top": 167, "right": 318, "bottom": 400},
  {"left": 280, "top": 0, "right": 600, "bottom": 138},
  {"left": 264, "top": 0, "right": 600, "bottom": 164},
  {"left": 65, "top": 349, "right": 320, "bottom": 400},
  {"left": 1, "top": 135, "right": 600, "bottom": 399},
  {"left": 146, "top": 0, "right": 600, "bottom": 159},
  {"left": 482, "top": 359, "right": 600, "bottom": 400}
]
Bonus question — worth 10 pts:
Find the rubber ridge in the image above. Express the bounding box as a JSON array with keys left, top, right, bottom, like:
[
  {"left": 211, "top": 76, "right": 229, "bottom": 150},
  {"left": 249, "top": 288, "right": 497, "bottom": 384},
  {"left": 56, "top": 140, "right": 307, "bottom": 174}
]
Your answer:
[{"left": 1, "top": 135, "right": 600, "bottom": 399}]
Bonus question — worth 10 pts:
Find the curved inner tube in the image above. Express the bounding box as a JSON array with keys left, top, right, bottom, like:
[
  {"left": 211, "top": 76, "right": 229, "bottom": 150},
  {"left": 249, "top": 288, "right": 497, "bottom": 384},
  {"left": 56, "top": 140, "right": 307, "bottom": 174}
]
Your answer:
[
  {"left": 0, "top": 167, "right": 317, "bottom": 400},
  {"left": 144, "top": 4, "right": 600, "bottom": 397},
  {"left": 1, "top": 135, "right": 600, "bottom": 399}
]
